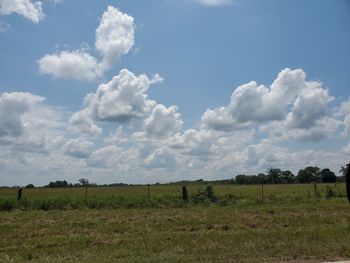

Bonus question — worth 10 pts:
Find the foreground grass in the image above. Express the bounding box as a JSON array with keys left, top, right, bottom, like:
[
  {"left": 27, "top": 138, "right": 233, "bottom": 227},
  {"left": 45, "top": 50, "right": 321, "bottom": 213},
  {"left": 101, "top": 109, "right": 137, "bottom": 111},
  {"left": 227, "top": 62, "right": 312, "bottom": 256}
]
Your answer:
[{"left": 0, "top": 199, "right": 349, "bottom": 262}]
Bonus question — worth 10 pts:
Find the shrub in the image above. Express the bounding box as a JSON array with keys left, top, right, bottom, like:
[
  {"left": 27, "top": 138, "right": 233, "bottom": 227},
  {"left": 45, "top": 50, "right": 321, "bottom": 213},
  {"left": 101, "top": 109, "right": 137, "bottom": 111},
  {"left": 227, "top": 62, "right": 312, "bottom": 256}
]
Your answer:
[
  {"left": 192, "top": 185, "right": 217, "bottom": 204},
  {"left": 0, "top": 198, "right": 16, "bottom": 211},
  {"left": 325, "top": 186, "right": 336, "bottom": 199}
]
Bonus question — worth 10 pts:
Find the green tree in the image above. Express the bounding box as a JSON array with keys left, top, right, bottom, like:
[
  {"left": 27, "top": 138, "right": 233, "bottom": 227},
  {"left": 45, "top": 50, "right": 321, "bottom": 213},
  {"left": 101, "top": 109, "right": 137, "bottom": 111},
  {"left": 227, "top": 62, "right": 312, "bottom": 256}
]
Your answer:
[
  {"left": 266, "top": 168, "right": 282, "bottom": 184},
  {"left": 297, "top": 166, "right": 321, "bottom": 183},
  {"left": 281, "top": 170, "right": 295, "bottom": 184},
  {"left": 79, "top": 178, "right": 89, "bottom": 186},
  {"left": 320, "top": 168, "right": 336, "bottom": 183}
]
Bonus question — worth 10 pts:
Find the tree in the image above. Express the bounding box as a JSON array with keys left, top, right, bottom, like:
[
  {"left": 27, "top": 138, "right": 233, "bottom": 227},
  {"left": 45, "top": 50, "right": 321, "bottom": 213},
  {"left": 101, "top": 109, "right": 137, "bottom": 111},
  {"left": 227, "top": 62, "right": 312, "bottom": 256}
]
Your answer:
[
  {"left": 79, "top": 178, "right": 89, "bottom": 186},
  {"left": 297, "top": 166, "right": 321, "bottom": 183},
  {"left": 46, "top": 180, "right": 68, "bottom": 188},
  {"left": 281, "top": 170, "right": 295, "bottom": 184},
  {"left": 339, "top": 163, "right": 349, "bottom": 177},
  {"left": 235, "top": 175, "right": 248, "bottom": 185},
  {"left": 266, "top": 168, "right": 282, "bottom": 184},
  {"left": 320, "top": 168, "right": 336, "bottom": 183},
  {"left": 25, "top": 184, "right": 35, "bottom": 188},
  {"left": 79, "top": 178, "right": 89, "bottom": 197}
]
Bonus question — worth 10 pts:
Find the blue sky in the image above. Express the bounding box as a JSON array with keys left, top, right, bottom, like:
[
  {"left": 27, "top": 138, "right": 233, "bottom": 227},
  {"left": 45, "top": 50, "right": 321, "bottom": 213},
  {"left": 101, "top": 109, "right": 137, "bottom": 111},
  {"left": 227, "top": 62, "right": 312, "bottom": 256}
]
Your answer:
[{"left": 0, "top": 0, "right": 349, "bottom": 186}]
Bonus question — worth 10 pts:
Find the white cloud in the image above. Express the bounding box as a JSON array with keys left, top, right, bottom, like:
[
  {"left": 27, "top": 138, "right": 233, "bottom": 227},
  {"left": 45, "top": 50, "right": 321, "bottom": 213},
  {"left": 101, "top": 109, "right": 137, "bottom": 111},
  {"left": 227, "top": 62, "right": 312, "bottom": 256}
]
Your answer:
[
  {"left": 96, "top": 5, "right": 135, "bottom": 73},
  {"left": 143, "top": 149, "right": 176, "bottom": 169},
  {"left": 69, "top": 69, "right": 163, "bottom": 135},
  {"left": 344, "top": 115, "right": 350, "bottom": 135},
  {"left": 64, "top": 137, "right": 94, "bottom": 158},
  {"left": 145, "top": 104, "right": 183, "bottom": 138},
  {"left": 0, "top": 0, "right": 44, "bottom": 23},
  {"left": 343, "top": 142, "right": 350, "bottom": 155},
  {"left": 285, "top": 86, "right": 333, "bottom": 129},
  {"left": 2, "top": 69, "right": 349, "bottom": 186},
  {"left": 336, "top": 97, "right": 350, "bottom": 135},
  {"left": 69, "top": 108, "right": 102, "bottom": 136},
  {"left": 194, "top": 0, "right": 234, "bottom": 6},
  {"left": 38, "top": 6, "right": 135, "bottom": 81},
  {"left": 87, "top": 145, "right": 123, "bottom": 168},
  {"left": 0, "top": 92, "right": 45, "bottom": 137},
  {"left": 38, "top": 50, "right": 100, "bottom": 81},
  {"left": 201, "top": 68, "right": 335, "bottom": 143}
]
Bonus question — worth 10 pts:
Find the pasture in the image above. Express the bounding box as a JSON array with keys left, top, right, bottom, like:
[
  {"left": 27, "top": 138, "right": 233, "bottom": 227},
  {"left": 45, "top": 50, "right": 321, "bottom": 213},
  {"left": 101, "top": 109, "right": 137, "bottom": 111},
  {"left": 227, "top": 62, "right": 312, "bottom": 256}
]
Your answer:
[{"left": 0, "top": 183, "right": 349, "bottom": 262}]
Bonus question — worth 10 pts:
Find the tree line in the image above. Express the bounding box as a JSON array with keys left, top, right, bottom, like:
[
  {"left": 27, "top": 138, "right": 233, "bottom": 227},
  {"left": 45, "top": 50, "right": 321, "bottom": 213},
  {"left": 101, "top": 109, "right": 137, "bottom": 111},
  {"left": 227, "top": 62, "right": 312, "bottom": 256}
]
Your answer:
[
  {"left": 234, "top": 166, "right": 340, "bottom": 185},
  {"left": 6, "top": 164, "right": 347, "bottom": 189}
]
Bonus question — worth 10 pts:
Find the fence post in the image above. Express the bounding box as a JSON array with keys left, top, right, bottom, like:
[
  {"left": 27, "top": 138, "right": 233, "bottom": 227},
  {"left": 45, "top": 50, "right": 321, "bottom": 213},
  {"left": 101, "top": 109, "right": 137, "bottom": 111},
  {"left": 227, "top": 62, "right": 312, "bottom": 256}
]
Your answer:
[
  {"left": 85, "top": 185, "right": 88, "bottom": 197},
  {"left": 346, "top": 163, "right": 350, "bottom": 203},
  {"left": 17, "top": 188, "right": 22, "bottom": 201},
  {"left": 147, "top": 184, "right": 150, "bottom": 199},
  {"left": 182, "top": 186, "right": 189, "bottom": 203},
  {"left": 261, "top": 184, "right": 264, "bottom": 201},
  {"left": 314, "top": 183, "right": 317, "bottom": 199}
]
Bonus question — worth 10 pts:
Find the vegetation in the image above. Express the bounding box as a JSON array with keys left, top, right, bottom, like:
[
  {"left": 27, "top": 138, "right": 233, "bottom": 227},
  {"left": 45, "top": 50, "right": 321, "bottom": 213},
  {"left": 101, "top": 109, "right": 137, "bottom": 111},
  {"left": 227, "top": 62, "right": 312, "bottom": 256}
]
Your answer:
[
  {"left": 0, "top": 183, "right": 349, "bottom": 262},
  {"left": 0, "top": 183, "right": 347, "bottom": 211},
  {"left": 0, "top": 164, "right": 348, "bottom": 262}
]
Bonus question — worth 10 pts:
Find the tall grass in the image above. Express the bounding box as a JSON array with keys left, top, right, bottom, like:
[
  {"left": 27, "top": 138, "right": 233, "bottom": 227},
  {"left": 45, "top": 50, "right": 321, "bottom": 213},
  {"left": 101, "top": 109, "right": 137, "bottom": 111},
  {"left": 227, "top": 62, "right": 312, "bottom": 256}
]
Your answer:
[{"left": 0, "top": 183, "right": 346, "bottom": 211}]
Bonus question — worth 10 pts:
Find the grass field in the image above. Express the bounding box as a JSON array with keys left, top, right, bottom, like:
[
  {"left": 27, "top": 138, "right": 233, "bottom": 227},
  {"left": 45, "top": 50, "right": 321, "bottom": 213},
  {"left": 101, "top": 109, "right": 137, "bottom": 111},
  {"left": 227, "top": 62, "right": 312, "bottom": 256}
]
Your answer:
[{"left": 0, "top": 183, "right": 349, "bottom": 262}]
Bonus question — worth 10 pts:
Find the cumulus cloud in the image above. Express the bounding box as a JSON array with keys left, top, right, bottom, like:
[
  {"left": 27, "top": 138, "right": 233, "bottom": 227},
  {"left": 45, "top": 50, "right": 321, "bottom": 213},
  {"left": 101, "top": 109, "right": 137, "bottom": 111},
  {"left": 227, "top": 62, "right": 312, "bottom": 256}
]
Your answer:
[
  {"left": 87, "top": 145, "right": 122, "bottom": 168},
  {"left": 0, "top": 0, "right": 44, "bottom": 23},
  {"left": 64, "top": 137, "right": 94, "bottom": 158},
  {"left": 69, "top": 68, "right": 164, "bottom": 135},
  {"left": 38, "top": 6, "right": 135, "bottom": 81},
  {"left": 336, "top": 97, "right": 350, "bottom": 135},
  {"left": 2, "top": 68, "right": 349, "bottom": 185},
  {"left": 194, "top": 0, "right": 234, "bottom": 6},
  {"left": 0, "top": 92, "right": 45, "bottom": 137},
  {"left": 38, "top": 51, "right": 100, "bottom": 81},
  {"left": 145, "top": 104, "right": 183, "bottom": 138},
  {"left": 143, "top": 149, "right": 176, "bottom": 169},
  {"left": 285, "top": 86, "right": 333, "bottom": 129},
  {"left": 201, "top": 68, "right": 335, "bottom": 143},
  {"left": 69, "top": 108, "right": 102, "bottom": 136},
  {"left": 95, "top": 6, "right": 135, "bottom": 73}
]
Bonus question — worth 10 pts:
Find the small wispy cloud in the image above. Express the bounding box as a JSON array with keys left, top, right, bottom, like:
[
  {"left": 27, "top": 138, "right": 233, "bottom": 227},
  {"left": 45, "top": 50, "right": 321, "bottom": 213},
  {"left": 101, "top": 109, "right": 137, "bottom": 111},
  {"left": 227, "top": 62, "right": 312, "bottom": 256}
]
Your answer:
[
  {"left": 0, "top": 20, "right": 9, "bottom": 32},
  {"left": 194, "top": 0, "right": 234, "bottom": 6}
]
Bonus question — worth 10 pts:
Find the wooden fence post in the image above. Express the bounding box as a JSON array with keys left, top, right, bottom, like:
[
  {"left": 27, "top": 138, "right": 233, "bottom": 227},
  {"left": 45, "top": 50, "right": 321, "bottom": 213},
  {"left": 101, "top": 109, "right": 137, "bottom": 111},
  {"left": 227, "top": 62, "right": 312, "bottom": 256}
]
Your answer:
[
  {"left": 346, "top": 163, "right": 350, "bottom": 203},
  {"left": 17, "top": 188, "right": 22, "bottom": 201},
  {"left": 261, "top": 184, "right": 264, "bottom": 201},
  {"left": 314, "top": 183, "right": 317, "bottom": 198},
  {"left": 182, "top": 186, "right": 189, "bottom": 203},
  {"left": 147, "top": 184, "right": 150, "bottom": 199}
]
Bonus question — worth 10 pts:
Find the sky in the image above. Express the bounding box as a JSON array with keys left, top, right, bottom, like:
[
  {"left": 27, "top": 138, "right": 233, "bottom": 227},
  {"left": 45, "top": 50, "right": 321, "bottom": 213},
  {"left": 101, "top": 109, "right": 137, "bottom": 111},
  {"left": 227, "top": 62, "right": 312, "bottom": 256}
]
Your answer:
[{"left": 0, "top": 0, "right": 350, "bottom": 186}]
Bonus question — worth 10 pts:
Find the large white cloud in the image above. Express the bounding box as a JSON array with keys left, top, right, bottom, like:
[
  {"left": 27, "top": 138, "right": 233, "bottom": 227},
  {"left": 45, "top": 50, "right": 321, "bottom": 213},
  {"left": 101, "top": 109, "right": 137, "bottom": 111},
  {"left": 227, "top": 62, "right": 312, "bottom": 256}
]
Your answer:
[
  {"left": 95, "top": 6, "right": 134, "bottom": 73},
  {"left": 69, "top": 68, "right": 164, "bottom": 135},
  {"left": 145, "top": 104, "right": 183, "bottom": 138},
  {"left": 0, "top": 92, "right": 45, "bottom": 137},
  {"left": 1, "top": 69, "right": 349, "bottom": 186},
  {"left": 0, "top": 0, "right": 44, "bottom": 23},
  {"left": 38, "top": 51, "right": 100, "bottom": 81},
  {"left": 201, "top": 68, "right": 335, "bottom": 143},
  {"left": 38, "top": 6, "right": 135, "bottom": 82}
]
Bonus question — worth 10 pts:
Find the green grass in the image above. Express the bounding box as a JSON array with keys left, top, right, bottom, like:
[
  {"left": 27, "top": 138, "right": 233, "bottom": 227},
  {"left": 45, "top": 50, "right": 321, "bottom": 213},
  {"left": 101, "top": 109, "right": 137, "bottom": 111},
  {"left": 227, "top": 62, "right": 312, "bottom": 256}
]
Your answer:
[{"left": 0, "top": 184, "right": 349, "bottom": 262}]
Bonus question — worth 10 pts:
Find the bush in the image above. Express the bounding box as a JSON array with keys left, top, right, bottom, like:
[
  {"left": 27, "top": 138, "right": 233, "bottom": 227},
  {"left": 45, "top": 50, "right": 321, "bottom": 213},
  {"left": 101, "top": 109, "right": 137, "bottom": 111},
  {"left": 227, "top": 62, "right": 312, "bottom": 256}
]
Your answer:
[
  {"left": 325, "top": 186, "right": 336, "bottom": 199},
  {"left": 0, "top": 198, "right": 16, "bottom": 211},
  {"left": 192, "top": 185, "right": 217, "bottom": 204}
]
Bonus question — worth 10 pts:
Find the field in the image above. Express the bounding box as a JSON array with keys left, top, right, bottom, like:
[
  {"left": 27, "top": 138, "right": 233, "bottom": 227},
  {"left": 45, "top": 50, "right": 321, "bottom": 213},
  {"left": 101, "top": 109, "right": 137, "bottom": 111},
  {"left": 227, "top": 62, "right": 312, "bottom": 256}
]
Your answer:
[{"left": 0, "top": 183, "right": 349, "bottom": 262}]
